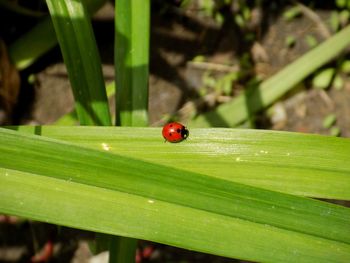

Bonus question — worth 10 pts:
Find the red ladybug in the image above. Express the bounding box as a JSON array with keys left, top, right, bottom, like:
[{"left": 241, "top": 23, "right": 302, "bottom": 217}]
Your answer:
[{"left": 162, "top": 122, "right": 189, "bottom": 143}]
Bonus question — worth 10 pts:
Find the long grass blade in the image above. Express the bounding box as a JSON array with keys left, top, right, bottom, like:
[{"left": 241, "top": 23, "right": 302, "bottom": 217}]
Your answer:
[
  {"left": 46, "top": 0, "right": 111, "bottom": 125},
  {"left": 115, "top": 0, "right": 150, "bottom": 126},
  {"left": 9, "top": 125, "right": 350, "bottom": 200},
  {"left": 0, "top": 128, "right": 349, "bottom": 262}
]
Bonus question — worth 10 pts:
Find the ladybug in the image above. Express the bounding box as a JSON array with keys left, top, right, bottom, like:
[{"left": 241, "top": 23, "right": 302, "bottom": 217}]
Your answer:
[{"left": 162, "top": 122, "right": 189, "bottom": 143}]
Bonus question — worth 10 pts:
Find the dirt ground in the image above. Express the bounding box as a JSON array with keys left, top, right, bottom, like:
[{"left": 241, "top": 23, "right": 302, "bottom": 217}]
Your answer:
[{"left": 1, "top": 1, "right": 350, "bottom": 262}]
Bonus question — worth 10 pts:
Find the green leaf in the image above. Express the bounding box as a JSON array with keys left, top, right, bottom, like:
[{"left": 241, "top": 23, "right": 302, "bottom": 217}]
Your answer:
[
  {"left": 285, "top": 35, "right": 296, "bottom": 47},
  {"left": 283, "top": 6, "right": 301, "bottom": 21},
  {"left": 336, "top": 0, "right": 347, "bottom": 8},
  {"left": 305, "top": 34, "right": 318, "bottom": 48},
  {"left": 54, "top": 82, "right": 116, "bottom": 125},
  {"left": 322, "top": 114, "right": 337, "bottom": 128},
  {"left": 46, "top": 0, "right": 111, "bottom": 125},
  {"left": 1, "top": 127, "right": 350, "bottom": 262},
  {"left": 312, "top": 68, "right": 335, "bottom": 89},
  {"left": 115, "top": 0, "right": 150, "bottom": 126},
  {"left": 330, "top": 126, "right": 341, "bottom": 137},
  {"left": 340, "top": 60, "right": 350, "bottom": 73},
  {"left": 190, "top": 24, "right": 350, "bottom": 127},
  {"left": 8, "top": 126, "right": 350, "bottom": 200},
  {"left": 333, "top": 73, "right": 344, "bottom": 90},
  {"left": 109, "top": 236, "right": 137, "bottom": 263},
  {"left": 114, "top": 0, "right": 151, "bottom": 258},
  {"left": 330, "top": 11, "right": 340, "bottom": 32},
  {"left": 339, "top": 9, "right": 350, "bottom": 24}
]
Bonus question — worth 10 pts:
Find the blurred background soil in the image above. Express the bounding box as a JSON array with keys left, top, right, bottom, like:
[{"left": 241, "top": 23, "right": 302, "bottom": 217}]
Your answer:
[{"left": 0, "top": 0, "right": 350, "bottom": 262}]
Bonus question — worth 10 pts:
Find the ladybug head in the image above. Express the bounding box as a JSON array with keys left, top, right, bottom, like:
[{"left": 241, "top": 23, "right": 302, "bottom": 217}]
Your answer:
[{"left": 181, "top": 127, "right": 189, "bottom": 139}]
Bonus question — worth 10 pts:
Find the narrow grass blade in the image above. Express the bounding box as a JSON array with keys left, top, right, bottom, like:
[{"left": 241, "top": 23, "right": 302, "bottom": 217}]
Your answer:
[
  {"left": 0, "top": 128, "right": 349, "bottom": 262},
  {"left": 115, "top": 0, "right": 150, "bottom": 126},
  {"left": 109, "top": 237, "right": 137, "bottom": 263},
  {"left": 46, "top": 0, "right": 111, "bottom": 125},
  {"left": 114, "top": 0, "right": 151, "bottom": 258},
  {"left": 190, "top": 24, "right": 350, "bottom": 127},
  {"left": 10, "top": 125, "right": 350, "bottom": 200}
]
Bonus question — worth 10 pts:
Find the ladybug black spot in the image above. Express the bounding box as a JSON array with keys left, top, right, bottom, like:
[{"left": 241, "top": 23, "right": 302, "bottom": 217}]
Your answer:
[
  {"left": 176, "top": 128, "right": 181, "bottom": 133},
  {"left": 169, "top": 133, "right": 172, "bottom": 136}
]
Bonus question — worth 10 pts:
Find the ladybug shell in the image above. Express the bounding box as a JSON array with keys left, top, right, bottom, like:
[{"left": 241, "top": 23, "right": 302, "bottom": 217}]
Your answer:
[{"left": 162, "top": 122, "right": 189, "bottom": 143}]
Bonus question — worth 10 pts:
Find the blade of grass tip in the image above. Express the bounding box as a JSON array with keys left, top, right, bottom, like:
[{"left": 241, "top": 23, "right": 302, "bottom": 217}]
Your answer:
[
  {"left": 115, "top": 0, "right": 150, "bottom": 127},
  {"left": 9, "top": 0, "right": 107, "bottom": 70},
  {"left": 0, "top": 128, "right": 350, "bottom": 262},
  {"left": 46, "top": 0, "right": 111, "bottom": 125},
  {"left": 190, "top": 24, "right": 350, "bottom": 127}
]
